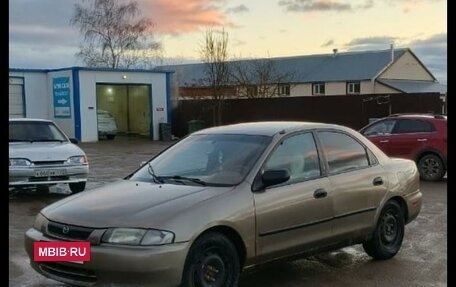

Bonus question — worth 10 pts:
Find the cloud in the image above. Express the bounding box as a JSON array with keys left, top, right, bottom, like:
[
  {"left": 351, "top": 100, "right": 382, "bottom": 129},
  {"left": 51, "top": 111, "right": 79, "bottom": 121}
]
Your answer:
[
  {"left": 408, "top": 33, "right": 447, "bottom": 83},
  {"left": 321, "top": 39, "right": 335, "bottom": 47},
  {"left": 138, "top": 0, "right": 231, "bottom": 34},
  {"left": 357, "top": 0, "right": 374, "bottom": 9},
  {"left": 9, "top": 24, "right": 79, "bottom": 47},
  {"left": 344, "top": 36, "right": 398, "bottom": 50},
  {"left": 226, "top": 4, "right": 249, "bottom": 14},
  {"left": 278, "top": 0, "right": 352, "bottom": 12},
  {"left": 9, "top": 42, "right": 81, "bottom": 68},
  {"left": 344, "top": 33, "right": 447, "bottom": 83}
]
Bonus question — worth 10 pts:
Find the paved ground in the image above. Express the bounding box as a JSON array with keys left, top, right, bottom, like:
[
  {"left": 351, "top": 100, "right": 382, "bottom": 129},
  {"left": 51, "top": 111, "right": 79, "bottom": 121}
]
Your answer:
[{"left": 9, "top": 136, "right": 447, "bottom": 286}]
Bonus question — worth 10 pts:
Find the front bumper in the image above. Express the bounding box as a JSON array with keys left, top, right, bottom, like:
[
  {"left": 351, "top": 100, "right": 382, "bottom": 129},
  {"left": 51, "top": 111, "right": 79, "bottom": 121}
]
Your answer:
[
  {"left": 9, "top": 165, "right": 88, "bottom": 187},
  {"left": 25, "top": 228, "right": 190, "bottom": 287}
]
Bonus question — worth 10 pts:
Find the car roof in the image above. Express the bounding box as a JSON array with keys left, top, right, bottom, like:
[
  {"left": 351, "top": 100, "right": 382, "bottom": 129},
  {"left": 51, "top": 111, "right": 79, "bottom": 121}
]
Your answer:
[
  {"left": 9, "top": 118, "right": 53, "bottom": 123},
  {"left": 387, "top": 113, "right": 447, "bottom": 120},
  {"left": 193, "top": 121, "right": 345, "bottom": 137}
]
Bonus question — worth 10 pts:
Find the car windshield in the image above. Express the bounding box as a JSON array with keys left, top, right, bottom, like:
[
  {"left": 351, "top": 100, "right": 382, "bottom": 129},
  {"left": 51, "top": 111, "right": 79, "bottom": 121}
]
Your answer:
[
  {"left": 130, "top": 134, "right": 271, "bottom": 186},
  {"left": 9, "top": 121, "right": 68, "bottom": 142}
]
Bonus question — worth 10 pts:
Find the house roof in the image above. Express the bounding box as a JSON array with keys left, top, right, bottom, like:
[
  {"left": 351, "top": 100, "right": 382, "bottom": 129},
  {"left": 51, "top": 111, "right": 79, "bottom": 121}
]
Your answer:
[
  {"left": 378, "top": 79, "right": 447, "bottom": 94},
  {"left": 159, "top": 48, "right": 410, "bottom": 87}
]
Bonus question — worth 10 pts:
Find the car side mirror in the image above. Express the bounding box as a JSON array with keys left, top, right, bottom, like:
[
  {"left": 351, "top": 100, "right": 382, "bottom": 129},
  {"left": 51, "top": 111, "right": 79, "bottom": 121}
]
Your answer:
[
  {"left": 261, "top": 169, "right": 290, "bottom": 188},
  {"left": 69, "top": 138, "right": 79, "bottom": 144}
]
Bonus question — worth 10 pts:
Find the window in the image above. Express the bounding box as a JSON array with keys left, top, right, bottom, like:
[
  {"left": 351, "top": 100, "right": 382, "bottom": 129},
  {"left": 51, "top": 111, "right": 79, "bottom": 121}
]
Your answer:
[
  {"left": 312, "top": 83, "right": 325, "bottom": 95},
  {"left": 347, "top": 82, "right": 361, "bottom": 94},
  {"left": 278, "top": 84, "right": 291, "bottom": 96},
  {"left": 393, "top": 119, "right": 435, "bottom": 134},
  {"left": 264, "top": 133, "right": 321, "bottom": 184},
  {"left": 362, "top": 119, "right": 396, "bottom": 136},
  {"left": 317, "top": 131, "right": 369, "bottom": 174}
]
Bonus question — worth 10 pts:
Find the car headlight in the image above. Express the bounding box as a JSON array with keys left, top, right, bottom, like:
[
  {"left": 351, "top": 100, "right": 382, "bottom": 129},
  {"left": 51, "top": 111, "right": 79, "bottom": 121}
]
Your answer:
[
  {"left": 66, "top": 155, "right": 88, "bottom": 165},
  {"left": 101, "top": 228, "right": 175, "bottom": 246},
  {"left": 9, "top": 158, "right": 32, "bottom": 167},
  {"left": 33, "top": 213, "right": 48, "bottom": 232}
]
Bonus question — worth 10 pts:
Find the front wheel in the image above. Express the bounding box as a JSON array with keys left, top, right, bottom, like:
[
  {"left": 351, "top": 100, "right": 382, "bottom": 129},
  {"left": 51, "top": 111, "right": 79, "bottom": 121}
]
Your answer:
[
  {"left": 181, "top": 232, "right": 240, "bottom": 287},
  {"left": 363, "top": 200, "right": 404, "bottom": 260},
  {"left": 69, "top": 182, "right": 86, "bottom": 193},
  {"left": 418, "top": 154, "right": 445, "bottom": 181}
]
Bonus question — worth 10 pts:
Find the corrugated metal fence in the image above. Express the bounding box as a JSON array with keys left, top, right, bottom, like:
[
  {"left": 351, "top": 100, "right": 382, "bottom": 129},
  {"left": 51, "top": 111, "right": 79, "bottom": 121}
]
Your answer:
[{"left": 171, "top": 93, "right": 443, "bottom": 137}]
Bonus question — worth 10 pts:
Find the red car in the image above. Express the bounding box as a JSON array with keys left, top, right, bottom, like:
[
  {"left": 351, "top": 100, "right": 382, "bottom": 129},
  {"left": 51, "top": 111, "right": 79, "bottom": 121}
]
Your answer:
[{"left": 360, "top": 114, "right": 447, "bottom": 181}]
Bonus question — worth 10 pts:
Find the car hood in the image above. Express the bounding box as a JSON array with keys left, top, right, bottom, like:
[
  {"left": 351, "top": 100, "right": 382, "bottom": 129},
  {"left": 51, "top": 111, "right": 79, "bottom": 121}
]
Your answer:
[
  {"left": 41, "top": 180, "right": 232, "bottom": 228},
  {"left": 9, "top": 142, "right": 85, "bottom": 161}
]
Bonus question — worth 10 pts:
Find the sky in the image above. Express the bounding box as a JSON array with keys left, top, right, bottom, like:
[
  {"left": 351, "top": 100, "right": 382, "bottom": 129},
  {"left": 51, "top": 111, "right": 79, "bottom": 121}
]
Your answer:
[{"left": 9, "top": 0, "right": 447, "bottom": 83}]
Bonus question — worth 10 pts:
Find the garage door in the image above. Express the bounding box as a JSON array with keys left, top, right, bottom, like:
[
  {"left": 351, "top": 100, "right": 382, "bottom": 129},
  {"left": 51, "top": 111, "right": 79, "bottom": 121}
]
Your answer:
[
  {"left": 96, "top": 84, "right": 151, "bottom": 137},
  {"left": 9, "top": 77, "right": 25, "bottom": 118}
]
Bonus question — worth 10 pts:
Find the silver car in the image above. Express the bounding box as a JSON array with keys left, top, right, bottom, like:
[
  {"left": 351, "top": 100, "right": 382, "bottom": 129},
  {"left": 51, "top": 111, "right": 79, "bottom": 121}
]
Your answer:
[
  {"left": 9, "top": 118, "right": 89, "bottom": 193},
  {"left": 25, "top": 122, "right": 421, "bottom": 286},
  {"left": 97, "top": 109, "right": 117, "bottom": 140}
]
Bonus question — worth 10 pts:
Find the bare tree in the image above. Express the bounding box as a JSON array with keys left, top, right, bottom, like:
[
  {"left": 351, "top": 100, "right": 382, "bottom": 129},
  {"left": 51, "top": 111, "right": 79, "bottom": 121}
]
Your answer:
[
  {"left": 231, "top": 57, "right": 296, "bottom": 98},
  {"left": 200, "top": 28, "right": 231, "bottom": 125},
  {"left": 70, "top": 0, "right": 161, "bottom": 69}
]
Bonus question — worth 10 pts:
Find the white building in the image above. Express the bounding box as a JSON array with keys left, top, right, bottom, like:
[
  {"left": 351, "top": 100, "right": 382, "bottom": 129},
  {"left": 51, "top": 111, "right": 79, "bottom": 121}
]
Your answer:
[{"left": 9, "top": 67, "right": 173, "bottom": 142}]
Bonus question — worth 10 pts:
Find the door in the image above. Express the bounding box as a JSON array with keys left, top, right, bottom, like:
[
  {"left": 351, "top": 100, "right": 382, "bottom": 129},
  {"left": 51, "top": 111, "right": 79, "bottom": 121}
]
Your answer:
[
  {"left": 388, "top": 119, "right": 435, "bottom": 159},
  {"left": 316, "top": 131, "right": 388, "bottom": 238},
  {"left": 128, "top": 85, "right": 150, "bottom": 136},
  {"left": 253, "top": 132, "right": 333, "bottom": 261},
  {"left": 361, "top": 119, "right": 396, "bottom": 155},
  {"left": 97, "top": 84, "right": 151, "bottom": 137}
]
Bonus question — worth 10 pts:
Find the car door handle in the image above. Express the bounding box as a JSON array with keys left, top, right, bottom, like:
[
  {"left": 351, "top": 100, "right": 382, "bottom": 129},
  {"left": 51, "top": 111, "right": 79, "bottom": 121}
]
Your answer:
[
  {"left": 417, "top": 138, "right": 428, "bottom": 142},
  {"left": 373, "top": 177, "right": 384, "bottom": 186},
  {"left": 313, "top": 188, "right": 327, "bottom": 199},
  {"left": 379, "top": 140, "right": 389, "bottom": 143}
]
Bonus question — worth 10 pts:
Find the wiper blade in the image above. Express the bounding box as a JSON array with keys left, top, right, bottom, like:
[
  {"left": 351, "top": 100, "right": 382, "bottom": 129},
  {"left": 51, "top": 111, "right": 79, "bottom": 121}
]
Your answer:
[
  {"left": 161, "top": 175, "right": 207, "bottom": 186},
  {"left": 9, "top": 139, "right": 30, "bottom": 142},
  {"left": 147, "top": 163, "right": 163, "bottom": 184},
  {"left": 32, "top": 139, "right": 64, "bottom": 142}
]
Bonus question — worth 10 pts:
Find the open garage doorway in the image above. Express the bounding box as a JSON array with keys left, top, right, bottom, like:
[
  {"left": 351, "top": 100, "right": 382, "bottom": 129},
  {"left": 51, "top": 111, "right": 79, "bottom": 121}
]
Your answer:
[{"left": 96, "top": 84, "right": 151, "bottom": 138}]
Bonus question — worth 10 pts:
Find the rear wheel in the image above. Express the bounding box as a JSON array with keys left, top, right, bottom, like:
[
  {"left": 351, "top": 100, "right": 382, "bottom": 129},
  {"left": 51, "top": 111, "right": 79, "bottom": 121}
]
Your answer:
[
  {"left": 418, "top": 154, "right": 445, "bottom": 181},
  {"left": 181, "top": 232, "right": 240, "bottom": 287},
  {"left": 69, "top": 182, "right": 86, "bottom": 193},
  {"left": 363, "top": 200, "right": 404, "bottom": 260},
  {"left": 107, "top": 135, "right": 116, "bottom": 140}
]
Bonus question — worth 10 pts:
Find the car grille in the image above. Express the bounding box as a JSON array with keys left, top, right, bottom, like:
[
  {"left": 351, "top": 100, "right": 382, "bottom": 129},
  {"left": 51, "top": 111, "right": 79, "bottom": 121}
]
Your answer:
[
  {"left": 39, "top": 262, "right": 97, "bottom": 285},
  {"left": 47, "top": 221, "right": 94, "bottom": 241},
  {"left": 33, "top": 161, "right": 65, "bottom": 166},
  {"left": 29, "top": 176, "right": 69, "bottom": 182}
]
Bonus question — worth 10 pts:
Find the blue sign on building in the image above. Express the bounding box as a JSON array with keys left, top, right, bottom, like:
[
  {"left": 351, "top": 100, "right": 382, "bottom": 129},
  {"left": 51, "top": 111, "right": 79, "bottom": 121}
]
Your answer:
[{"left": 53, "top": 77, "right": 71, "bottom": 118}]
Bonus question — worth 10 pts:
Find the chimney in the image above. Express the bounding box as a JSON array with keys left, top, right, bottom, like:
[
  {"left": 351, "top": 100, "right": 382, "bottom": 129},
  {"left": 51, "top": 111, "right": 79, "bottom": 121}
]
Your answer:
[
  {"left": 390, "top": 43, "right": 394, "bottom": 63},
  {"left": 332, "top": 48, "right": 338, "bottom": 57}
]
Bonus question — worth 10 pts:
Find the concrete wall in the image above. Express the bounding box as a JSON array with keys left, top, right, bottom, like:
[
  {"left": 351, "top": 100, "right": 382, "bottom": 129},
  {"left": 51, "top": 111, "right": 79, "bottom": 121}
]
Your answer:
[
  {"left": 379, "top": 50, "right": 435, "bottom": 81},
  {"left": 9, "top": 71, "right": 49, "bottom": 119}
]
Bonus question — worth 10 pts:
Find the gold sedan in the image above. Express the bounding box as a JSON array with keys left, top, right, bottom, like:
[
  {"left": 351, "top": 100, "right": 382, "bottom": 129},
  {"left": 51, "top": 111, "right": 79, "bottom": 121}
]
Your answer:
[{"left": 25, "top": 121, "right": 422, "bottom": 287}]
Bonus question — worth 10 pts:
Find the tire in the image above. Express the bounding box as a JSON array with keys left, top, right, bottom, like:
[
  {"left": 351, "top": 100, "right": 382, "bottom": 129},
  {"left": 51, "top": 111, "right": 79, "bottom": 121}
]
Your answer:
[
  {"left": 418, "top": 154, "right": 446, "bottom": 181},
  {"left": 181, "top": 232, "right": 240, "bottom": 287},
  {"left": 107, "top": 135, "right": 116, "bottom": 140},
  {"left": 69, "top": 182, "right": 86, "bottom": 193},
  {"left": 363, "top": 200, "right": 405, "bottom": 260}
]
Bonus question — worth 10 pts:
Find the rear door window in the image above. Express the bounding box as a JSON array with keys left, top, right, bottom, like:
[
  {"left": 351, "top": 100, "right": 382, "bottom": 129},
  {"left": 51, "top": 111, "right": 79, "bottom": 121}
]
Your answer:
[
  {"left": 317, "top": 131, "right": 370, "bottom": 174},
  {"left": 393, "top": 119, "right": 435, "bottom": 134}
]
